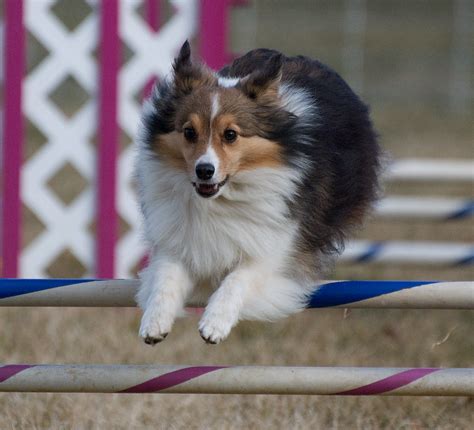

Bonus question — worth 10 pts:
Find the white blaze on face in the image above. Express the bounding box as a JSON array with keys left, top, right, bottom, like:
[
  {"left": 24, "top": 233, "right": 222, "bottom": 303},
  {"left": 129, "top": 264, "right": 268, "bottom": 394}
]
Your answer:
[
  {"left": 194, "top": 93, "right": 221, "bottom": 181},
  {"left": 210, "top": 92, "right": 220, "bottom": 121}
]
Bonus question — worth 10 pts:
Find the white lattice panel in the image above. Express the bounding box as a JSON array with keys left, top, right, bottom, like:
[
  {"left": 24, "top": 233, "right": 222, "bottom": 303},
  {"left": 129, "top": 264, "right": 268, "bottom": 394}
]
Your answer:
[
  {"left": 20, "top": 0, "right": 98, "bottom": 277},
  {"left": 116, "top": 0, "right": 198, "bottom": 277}
]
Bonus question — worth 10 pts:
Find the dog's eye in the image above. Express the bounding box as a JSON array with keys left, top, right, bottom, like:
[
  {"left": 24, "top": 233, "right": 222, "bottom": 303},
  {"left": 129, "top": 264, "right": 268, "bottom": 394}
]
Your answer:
[
  {"left": 183, "top": 127, "right": 197, "bottom": 142},
  {"left": 223, "top": 129, "right": 237, "bottom": 143}
]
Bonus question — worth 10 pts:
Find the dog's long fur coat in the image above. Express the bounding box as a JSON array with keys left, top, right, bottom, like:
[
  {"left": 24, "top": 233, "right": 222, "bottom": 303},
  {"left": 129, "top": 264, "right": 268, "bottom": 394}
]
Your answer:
[{"left": 135, "top": 42, "right": 381, "bottom": 344}]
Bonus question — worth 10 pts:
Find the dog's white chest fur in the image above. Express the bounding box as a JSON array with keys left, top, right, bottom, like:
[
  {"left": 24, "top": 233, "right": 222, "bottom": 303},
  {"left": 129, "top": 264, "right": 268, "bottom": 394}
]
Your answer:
[{"left": 137, "top": 156, "right": 301, "bottom": 283}]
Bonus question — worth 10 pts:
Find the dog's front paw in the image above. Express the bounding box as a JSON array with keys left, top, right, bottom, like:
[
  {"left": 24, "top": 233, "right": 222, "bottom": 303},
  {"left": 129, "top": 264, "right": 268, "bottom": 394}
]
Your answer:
[
  {"left": 198, "top": 312, "right": 234, "bottom": 344},
  {"left": 139, "top": 306, "right": 174, "bottom": 346}
]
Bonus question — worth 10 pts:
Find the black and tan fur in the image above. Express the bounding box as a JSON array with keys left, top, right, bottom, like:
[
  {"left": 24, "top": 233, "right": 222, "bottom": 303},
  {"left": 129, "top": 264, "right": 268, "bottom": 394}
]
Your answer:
[{"left": 136, "top": 42, "right": 381, "bottom": 344}]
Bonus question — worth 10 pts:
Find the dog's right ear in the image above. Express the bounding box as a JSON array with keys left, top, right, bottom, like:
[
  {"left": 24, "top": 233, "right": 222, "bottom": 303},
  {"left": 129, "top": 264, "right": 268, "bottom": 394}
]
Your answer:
[
  {"left": 172, "top": 41, "right": 216, "bottom": 96},
  {"left": 239, "top": 53, "right": 283, "bottom": 101}
]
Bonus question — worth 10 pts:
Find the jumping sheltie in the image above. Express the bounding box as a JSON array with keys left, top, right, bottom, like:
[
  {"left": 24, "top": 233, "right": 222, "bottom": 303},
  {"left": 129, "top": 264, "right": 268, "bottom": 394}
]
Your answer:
[{"left": 135, "top": 41, "right": 381, "bottom": 344}]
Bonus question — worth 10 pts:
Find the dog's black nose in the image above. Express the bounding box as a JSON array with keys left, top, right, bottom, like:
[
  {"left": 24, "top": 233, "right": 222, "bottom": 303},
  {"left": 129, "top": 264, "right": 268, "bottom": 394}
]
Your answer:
[{"left": 196, "top": 163, "right": 215, "bottom": 180}]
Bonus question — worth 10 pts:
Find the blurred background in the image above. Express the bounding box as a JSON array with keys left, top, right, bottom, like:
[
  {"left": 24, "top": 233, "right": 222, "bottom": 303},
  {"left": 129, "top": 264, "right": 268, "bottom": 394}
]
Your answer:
[
  {"left": 0, "top": 0, "right": 472, "bottom": 281},
  {"left": 0, "top": 1, "right": 473, "bottom": 429}
]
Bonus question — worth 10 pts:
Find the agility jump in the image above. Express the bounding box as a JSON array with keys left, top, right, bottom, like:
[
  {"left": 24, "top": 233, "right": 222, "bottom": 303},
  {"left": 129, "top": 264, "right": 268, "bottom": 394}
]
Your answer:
[
  {"left": 0, "top": 364, "right": 472, "bottom": 396},
  {"left": 1, "top": 278, "right": 473, "bottom": 309}
]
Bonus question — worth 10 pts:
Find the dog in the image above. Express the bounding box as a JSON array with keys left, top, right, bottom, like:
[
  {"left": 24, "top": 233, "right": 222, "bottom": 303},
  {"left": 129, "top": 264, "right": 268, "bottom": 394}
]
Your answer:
[{"left": 135, "top": 41, "right": 381, "bottom": 345}]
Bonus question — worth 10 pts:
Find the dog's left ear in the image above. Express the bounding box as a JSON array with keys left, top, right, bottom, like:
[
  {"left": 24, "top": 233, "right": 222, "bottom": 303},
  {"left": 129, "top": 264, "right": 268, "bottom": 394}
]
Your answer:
[
  {"left": 173, "top": 41, "right": 216, "bottom": 96},
  {"left": 239, "top": 54, "right": 283, "bottom": 100}
]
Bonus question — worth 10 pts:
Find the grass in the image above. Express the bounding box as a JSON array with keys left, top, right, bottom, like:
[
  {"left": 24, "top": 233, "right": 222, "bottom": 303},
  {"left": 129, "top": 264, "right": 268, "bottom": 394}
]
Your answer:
[{"left": 0, "top": 307, "right": 473, "bottom": 429}]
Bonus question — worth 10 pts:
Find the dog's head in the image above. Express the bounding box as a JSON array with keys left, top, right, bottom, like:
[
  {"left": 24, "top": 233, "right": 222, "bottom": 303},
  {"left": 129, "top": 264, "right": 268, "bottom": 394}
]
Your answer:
[{"left": 147, "top": 41, "right": 296, "bottom": 198}]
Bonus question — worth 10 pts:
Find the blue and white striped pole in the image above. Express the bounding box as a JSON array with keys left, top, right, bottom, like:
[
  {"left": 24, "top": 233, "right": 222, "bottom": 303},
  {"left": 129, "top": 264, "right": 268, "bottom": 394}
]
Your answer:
[{"left": 0, "top": 279, "right": 472, "bottom": 309}]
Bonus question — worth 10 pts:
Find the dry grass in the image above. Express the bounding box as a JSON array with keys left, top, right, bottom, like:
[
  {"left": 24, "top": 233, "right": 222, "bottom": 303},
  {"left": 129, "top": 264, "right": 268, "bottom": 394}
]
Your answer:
[{"left": 1, "top": 307, "right": 473, "bottom": 429}]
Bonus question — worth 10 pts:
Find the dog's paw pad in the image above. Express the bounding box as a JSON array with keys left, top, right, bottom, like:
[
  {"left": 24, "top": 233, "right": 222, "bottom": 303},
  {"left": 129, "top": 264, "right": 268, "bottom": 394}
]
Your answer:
[
  {"left": 199, "top": 331, "right": 218, "bottom": 344},
  {"left": 139, "top": 310, "right": 173, "bottom": 345},
  {"left": 144, "top": 333, "right": 168, "bottom": 346},
  {"left": 198, "top": 317, "right": 232, "bottom": 345},
  {"left": 139, "top": 327, "right": 169, "bottom": 345}
]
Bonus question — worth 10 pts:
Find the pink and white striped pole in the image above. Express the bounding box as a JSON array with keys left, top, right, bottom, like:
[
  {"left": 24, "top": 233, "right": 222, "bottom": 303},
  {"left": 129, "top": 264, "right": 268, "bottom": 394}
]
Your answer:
[{"left": 0, "top": 364, "right": 472, "bottom": 396}]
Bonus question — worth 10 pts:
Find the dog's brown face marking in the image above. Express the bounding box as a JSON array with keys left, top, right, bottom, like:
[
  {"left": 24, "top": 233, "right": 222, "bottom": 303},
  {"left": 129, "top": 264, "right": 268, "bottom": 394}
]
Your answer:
[
  {"left": 151, "top": 42, "right": 289, "bottom": 194},
  {"left": 154, "top": 87, "right": 284, "bottom": 183}
]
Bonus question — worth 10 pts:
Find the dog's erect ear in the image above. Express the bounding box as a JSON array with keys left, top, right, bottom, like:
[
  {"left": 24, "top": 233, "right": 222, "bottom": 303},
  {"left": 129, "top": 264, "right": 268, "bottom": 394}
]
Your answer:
[
  {"left": 172, "top": 41, "right": 216, "bottom": 96},
  {"left": 240, "top": 53, "right": 283, "bottom": 100},
  {"left": 173, "top": 40, "right": 192, "bottom": 73}
]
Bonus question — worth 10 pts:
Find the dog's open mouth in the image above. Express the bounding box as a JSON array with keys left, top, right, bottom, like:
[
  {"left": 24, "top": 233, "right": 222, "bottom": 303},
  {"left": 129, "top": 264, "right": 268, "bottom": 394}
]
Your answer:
[{"left": 193, "top": 176, "right": 229, "bottom": 198}]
